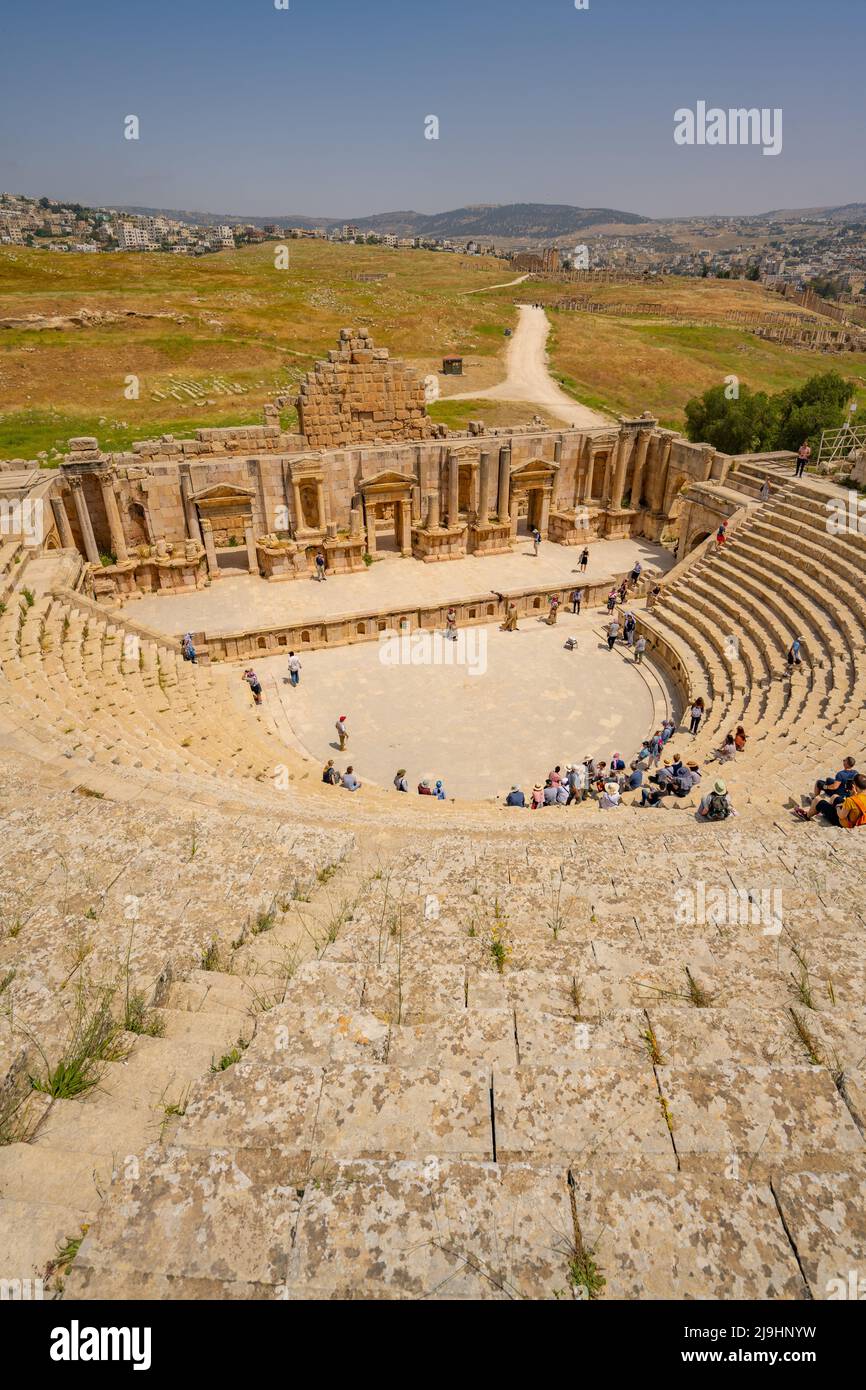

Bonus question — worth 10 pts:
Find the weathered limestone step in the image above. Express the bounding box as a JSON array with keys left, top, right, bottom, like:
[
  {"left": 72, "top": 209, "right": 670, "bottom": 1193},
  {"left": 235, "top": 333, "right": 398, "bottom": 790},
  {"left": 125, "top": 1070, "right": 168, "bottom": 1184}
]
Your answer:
[
  {"left": 165, "top": 969, "right": 279, "bottom": 1019},
  {"left": 98, "top": 1035, "right": 230, "bottom": 1111},
  {"left": 0, "top": 1197, "right": 89, "bottom": 1282},
  {"left": 28, "top": 1093, "right": 164, "bottom": 1161},
  {"left": 0, "top": 1143, "right": 110, "bottom": 1212},
  {"left": 157, "top": 1007, "right": 252, "bottom": 1053},
  {"left": 65, "top": 1154, "right": 820, "bottom": 1300}
]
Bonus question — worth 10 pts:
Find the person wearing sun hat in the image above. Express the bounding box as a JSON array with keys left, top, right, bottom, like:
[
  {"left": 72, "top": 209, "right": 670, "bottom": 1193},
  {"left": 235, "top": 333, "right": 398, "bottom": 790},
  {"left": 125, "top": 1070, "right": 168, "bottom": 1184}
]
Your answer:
[
  {"left": 505, "top": 784, "right": 525, "bottom": 807},
  {"left": 699, "top": 778, "right": 733, "bottom": 820},
  {"left": 600, "top": 780, "right": 621, "bottom": 809},
  {"left": 530, "top": 783, "right": 544, "bottom": 810}
]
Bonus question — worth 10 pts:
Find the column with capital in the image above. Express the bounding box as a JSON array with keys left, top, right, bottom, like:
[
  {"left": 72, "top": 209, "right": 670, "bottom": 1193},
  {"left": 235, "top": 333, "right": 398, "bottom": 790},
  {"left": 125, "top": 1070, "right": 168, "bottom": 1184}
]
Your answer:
[
  {"left": 365, "top": 502, "right": 377, "bottom": 556},
  {"left": 98, "top": 472, "right": 129, "bottom": 564},
  {"left": 610, "top": 429, "right": 630, "bottom": 511},
  {"left": 630, "top": 430, "right": 652, "bottom": 511},
  {"left": 69, "top": 477, "right": 100, "bottom": 565}
]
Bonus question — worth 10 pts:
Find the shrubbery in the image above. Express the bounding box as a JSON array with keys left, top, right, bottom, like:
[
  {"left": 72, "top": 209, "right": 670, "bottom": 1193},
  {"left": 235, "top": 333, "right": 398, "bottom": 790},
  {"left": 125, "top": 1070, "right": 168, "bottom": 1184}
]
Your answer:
[{"left": 684, "top": 371, "right": 855, "bottom": 455}]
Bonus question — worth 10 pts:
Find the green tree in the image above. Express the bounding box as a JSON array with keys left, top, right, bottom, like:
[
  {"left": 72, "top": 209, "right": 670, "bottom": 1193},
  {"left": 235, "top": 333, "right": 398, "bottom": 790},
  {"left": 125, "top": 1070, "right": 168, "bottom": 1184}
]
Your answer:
[
  {"left": 684, "top": 383, "right": 778, "bottom": 455},
  {"left": 685, "top": 372, "right": 854, "bottom": 456},
  {"left": 773, "top": 371, "right": 854, "bottom": 452}
]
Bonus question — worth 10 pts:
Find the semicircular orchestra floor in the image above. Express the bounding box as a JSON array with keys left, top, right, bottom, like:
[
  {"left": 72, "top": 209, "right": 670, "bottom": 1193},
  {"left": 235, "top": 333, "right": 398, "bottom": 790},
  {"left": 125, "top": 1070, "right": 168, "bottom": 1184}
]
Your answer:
[{"left": 253, "top": 609, "right": 676, "bottom": 800}]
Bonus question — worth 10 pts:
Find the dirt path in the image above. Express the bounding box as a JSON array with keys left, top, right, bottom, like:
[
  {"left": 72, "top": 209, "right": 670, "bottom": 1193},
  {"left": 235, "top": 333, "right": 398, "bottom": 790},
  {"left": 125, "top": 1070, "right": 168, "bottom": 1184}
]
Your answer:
[
  {"left": 446, "top": 303, "right": 611, "bottom": 428},
  {"left": 464, "top": 272, "right": 531, "bottom": 295}
]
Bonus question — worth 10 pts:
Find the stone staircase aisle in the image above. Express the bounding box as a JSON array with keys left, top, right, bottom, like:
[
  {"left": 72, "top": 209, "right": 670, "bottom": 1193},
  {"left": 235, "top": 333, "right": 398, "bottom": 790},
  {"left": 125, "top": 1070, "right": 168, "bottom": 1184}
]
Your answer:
[{"left": 62, "top": 827, "right": 866, "bottom": 1300}]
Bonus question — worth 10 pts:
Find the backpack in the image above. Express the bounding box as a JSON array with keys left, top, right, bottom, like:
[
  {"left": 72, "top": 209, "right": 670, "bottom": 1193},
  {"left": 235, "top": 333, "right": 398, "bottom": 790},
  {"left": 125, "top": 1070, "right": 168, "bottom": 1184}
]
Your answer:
[{"left": 705, "top": 792, "right": 730, "bottom": 821}]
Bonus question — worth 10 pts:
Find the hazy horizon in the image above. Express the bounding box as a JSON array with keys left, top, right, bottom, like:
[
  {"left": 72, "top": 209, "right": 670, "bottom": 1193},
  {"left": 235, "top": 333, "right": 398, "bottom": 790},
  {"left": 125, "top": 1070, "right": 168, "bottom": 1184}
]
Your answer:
[{"left": 3, "top": 0, "right": 864, "bottom": 219}]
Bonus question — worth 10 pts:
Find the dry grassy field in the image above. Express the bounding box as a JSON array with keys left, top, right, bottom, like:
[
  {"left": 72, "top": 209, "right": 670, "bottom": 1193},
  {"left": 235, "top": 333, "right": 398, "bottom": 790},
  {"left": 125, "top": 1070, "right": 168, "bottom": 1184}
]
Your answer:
[
  {"left": 533, "top": 278, "right": 866, "bottom": 426},
  {"left": 2, "top": 240, "right": 864, "bottom": 458},
  {"left": 0, "top": 241, "right": 521, "bottom": 458}
]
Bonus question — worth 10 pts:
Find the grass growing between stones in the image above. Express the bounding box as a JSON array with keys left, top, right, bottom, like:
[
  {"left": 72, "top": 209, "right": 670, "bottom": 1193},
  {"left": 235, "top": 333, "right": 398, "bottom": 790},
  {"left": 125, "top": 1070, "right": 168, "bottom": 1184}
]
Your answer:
[
  {"left": 211, "top": 1037, "right": 250, "bottom": 1072},
  {"left": 28, "top": 979, "right": 130, "bottom": 1100}
]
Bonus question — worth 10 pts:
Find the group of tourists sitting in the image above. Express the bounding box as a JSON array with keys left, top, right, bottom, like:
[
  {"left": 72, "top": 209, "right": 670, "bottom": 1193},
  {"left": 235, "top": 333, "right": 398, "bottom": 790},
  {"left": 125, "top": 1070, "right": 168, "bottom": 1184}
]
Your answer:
[
  {"left": 395, "top": 771, "right": 447, "bottom": 799},
  {"left": 503, "top": 716, "right": 737, "bottom": 820},
  {"left": 794, "top": 758, "right": 866, "bottom": 829}
]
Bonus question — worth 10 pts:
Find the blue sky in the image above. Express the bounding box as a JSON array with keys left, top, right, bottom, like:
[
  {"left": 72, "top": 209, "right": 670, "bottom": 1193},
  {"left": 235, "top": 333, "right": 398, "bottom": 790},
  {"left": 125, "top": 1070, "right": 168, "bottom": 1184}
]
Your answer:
[{"left": 1, "top": 0, "right": 863, "bottom": 218}]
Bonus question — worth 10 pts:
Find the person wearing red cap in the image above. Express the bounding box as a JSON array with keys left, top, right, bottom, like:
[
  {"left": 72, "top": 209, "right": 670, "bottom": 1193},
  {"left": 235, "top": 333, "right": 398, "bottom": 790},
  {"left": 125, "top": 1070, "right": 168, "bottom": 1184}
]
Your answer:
[{"left": 335, "top": 715, "right": 348, "bottom": 750}]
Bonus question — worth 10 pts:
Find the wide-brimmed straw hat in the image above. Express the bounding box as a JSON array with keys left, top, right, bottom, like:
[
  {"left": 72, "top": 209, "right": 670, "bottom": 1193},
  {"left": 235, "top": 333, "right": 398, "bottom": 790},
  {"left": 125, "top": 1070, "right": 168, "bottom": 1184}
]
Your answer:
[
  {"left": 605, "top": 781, "right": 620, "bottom": 794},
  {"left": 714, "top": 779, "right": 727, "bottom": 794}
]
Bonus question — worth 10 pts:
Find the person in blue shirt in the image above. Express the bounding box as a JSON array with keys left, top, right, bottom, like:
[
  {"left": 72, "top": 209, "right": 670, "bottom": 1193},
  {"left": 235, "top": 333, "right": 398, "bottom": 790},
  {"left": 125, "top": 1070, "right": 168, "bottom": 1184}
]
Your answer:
[
  {"left": 787, "top": 637, "right": 803, "bottom": 668},
  {"left": 505, "top": 786, "right": 525, "bottom": 806},
  {"left": 814, "top": 758, "right": 857, "bottom": 800},
  {"left": 434, "top": 780, "right": 446, "bottom": 800}
]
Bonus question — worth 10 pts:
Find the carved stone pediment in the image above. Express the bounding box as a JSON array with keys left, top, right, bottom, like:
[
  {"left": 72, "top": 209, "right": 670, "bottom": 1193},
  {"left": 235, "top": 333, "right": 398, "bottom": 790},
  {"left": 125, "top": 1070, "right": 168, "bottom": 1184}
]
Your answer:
[
  {"left": 359, "top": 469, "right": 416, "bottom": 495},
  {"left": 510, "top": 457, "right": 559, "bottom": 482},
  {"left": 189, "top": 483, "right": 256, "bottom": 505}
]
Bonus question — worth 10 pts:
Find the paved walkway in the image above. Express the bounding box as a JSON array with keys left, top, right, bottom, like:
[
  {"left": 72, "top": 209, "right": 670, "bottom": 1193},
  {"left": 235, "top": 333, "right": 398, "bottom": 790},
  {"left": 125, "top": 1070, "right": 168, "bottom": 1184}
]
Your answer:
[
  {"left": 121, "top": 537, "right": 674, "bottom": 637},
  {"left": 255, "top": 609, "right": 667, "bottom": 801}
]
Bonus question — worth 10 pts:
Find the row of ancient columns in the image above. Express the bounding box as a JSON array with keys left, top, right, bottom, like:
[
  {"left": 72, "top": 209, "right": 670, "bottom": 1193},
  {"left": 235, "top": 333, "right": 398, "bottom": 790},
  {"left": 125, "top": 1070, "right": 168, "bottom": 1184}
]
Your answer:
[
  {"left": 427, "top": 447, "right": 512, "bottom": 530},
  {"left": 577, "top": 427, "right": 657, "bottom": 511},
  {"left": 60, "top": 473, "right": 129, "bottom": 566}
]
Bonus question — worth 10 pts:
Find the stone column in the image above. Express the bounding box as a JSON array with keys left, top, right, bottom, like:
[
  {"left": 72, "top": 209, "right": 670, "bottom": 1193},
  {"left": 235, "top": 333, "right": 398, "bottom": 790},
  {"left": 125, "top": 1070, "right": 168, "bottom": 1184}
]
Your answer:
[
  {"left": 69, "top": 477, "right": 100, "bottom": 565},
  {"left": 180, "top": 472, "right": 203, "bottom": 545},
  {"left": 477, "top": 450, "right": 491, "bottom": 526},
  {"left": 601, "top": 455, "right": 614, "bottom": 509},
  {"left": 610, "top": 430, "right": 630, "bottom": 511},
  {"left": 244, "top": 519, "right": 258, "bottom": 574},
  {"left": 539, "top": 487, "right": 552, "bottom": 536},
  {"left": 426, "top": 491, "right": 440, "bottom": 530},
  {"left": 497, "top": 446, "right": 511, "bottom": 522},
  {"left": 51, "top": 495, "right": 75, "bottom": 549},
  {"left": 580, "top": 446, "right": 595, "bottom": 504},
  {"left": 201, "top": 518, "right": 220, "bottom": 578},
  {"left": 316, "top": 478, "right": 328, "bottom": 531},
  {"left": 292, "top": 479, "right": 304, "bottom": 534},
  {"left": 448, "top": 452, "right": 460, "bottom": 527},
  {"left": 98, "top": 473, "right": 129, "bottom": 564},
  {"left": 399, "top": 499, "right": 412, "bottom": 556},
  {"left": 365, "top": 502, "right": 377, "bottom": 556},
  {"left": 655, "top": 436, "right": 674, "bottom": 513},
  {"left": 630, "top": 430, "right": 652, "bottom": 511},
  {"left": 509, "top": 490, "right": 520, "bottom": 538},
  {"left": 349, "top": 506, "right": 363, "bottom": 537}
]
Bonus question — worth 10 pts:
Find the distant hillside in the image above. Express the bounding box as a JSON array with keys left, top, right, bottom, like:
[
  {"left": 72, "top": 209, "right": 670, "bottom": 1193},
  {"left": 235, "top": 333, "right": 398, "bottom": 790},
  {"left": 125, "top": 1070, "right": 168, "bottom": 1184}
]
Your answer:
[
  {"left": 758, "top": 203, "right": 866, "bottom": 224},
  {"left": 114, "top": 201, "right": 650, "bottom": 236},
  {"left": 354, "top": 204, "right": 650, "bottom": 237}
]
